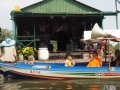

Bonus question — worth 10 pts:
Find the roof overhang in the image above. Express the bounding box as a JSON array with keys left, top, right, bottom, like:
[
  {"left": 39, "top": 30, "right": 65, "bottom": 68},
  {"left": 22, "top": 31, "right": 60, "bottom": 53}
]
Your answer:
[{"left": 11, "top": 11, "right": 118, "bottom": 18}]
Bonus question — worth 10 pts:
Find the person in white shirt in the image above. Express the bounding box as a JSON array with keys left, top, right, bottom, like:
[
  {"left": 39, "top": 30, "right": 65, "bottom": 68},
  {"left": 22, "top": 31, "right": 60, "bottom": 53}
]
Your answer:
[{"left": 0, "top": 38, "right": 17, "bottom": 63}]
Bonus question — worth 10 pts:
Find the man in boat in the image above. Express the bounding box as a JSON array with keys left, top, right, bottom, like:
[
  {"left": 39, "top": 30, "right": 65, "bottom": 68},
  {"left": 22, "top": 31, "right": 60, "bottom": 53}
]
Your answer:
[
  {"left": 0, "top": 38, "right": 18, "bottom": 63},
  {"left": 111, "top": 49, "right": 120, "bottom": 67},
  {"left": 87, "top": 51, "right": 102, "bottom": 67},
  {"left": 115, "top": 50, "right": 120, "bottom": 66},
  {"left": 65, "top": 53, "right": 76, "bottom": 67}
]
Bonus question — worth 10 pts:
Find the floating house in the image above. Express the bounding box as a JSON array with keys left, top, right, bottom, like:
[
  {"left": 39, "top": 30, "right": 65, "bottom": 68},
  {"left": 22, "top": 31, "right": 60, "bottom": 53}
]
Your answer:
[{"left": 11, "top": 0, "right": 119, "bottom": 51}]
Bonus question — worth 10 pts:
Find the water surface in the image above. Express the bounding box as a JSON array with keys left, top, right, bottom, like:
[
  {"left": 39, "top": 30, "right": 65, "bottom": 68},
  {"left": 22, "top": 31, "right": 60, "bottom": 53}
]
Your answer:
[{"left": 0, "top": 77, "right": 120, "bottom": 90}]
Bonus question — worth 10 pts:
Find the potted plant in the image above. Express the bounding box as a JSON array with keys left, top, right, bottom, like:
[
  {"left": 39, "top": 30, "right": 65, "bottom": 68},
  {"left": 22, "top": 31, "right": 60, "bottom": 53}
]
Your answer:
[{"left": 21, "top": 47, "right": 38, "bottom": 61}]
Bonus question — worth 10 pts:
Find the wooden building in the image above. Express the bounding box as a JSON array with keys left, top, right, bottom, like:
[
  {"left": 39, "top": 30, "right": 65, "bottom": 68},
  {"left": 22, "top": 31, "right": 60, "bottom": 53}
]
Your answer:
[{"left": 11, "top": 0, "right": 118, "bottom": 51}]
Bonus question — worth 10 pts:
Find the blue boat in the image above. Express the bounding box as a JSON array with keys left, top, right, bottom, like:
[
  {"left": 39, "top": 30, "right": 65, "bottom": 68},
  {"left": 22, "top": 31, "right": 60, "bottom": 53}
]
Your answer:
[{"left": 0, "top": 62, "right": 120, "bottom": 80}]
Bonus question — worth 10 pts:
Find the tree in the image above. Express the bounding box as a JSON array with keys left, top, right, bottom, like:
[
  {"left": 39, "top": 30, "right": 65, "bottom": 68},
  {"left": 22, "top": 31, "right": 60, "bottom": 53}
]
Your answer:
[
  {"left": 0, "top": 29, "right": 12, "bottom": 43},
  {"left": 114, "top": 44, "right": 119, "bottom": 50}
]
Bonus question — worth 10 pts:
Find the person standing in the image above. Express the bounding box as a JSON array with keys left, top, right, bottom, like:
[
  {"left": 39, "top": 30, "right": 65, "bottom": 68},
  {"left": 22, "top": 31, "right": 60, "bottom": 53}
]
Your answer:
[{"left": 0, "top": 38, "right": 17, "bottom": 63}]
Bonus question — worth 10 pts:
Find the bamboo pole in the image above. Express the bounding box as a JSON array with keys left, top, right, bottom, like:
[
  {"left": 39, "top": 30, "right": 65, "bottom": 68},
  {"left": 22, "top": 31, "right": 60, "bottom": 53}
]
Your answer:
[
  {"left": 108, "top": 39, "right": 111, "bottom": 71},
  {"left": 105, "top": 40, "right": 107, "bottom": 63},
  {"left": 81, "top": 38, "right": 119, "bottom": 40}
]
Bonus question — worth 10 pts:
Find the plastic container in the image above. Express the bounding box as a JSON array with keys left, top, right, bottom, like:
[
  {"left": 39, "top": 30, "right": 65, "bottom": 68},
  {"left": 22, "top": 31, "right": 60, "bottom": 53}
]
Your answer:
[{"left": 38, "top": 48, "right": 49, "bottom": 60}]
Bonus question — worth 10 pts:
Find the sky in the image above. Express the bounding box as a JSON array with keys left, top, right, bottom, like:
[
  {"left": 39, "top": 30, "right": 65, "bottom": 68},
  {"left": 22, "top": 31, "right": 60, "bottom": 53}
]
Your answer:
[{"left": 0, "top": 0, "right": 120, "bottom": 45}]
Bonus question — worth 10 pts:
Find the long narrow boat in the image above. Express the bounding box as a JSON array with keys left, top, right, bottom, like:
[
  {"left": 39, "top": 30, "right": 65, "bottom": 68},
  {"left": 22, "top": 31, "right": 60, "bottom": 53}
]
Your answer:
[{"left": 0, "top": 62, "right": 120, "bottom": 80}]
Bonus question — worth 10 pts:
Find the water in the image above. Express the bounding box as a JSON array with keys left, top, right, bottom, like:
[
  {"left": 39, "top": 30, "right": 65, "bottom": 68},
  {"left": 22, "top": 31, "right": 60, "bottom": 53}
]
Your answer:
[{"left": 0, "top": 77, "right": 120, "bottom": 90}]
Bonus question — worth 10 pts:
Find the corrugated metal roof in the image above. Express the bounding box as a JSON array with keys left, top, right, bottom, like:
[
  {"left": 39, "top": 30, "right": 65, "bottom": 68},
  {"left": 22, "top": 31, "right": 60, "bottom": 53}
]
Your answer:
[{"left": 21, "top": 0, "right": 101, "bottom": 14}]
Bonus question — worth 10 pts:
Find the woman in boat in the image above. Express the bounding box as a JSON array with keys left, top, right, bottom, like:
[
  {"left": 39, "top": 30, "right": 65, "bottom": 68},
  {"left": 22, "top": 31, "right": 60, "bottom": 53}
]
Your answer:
[
  {"left": 0, "top": 38, "right": 17, "bottom": 63},
  {"left": 111, "top": 49, "right": 120, "bottom": 67},
  {"left": 87, "top": 51, "right": 102, "bottom": 67},
  {"left": 65, "top": 53, "right": 76, "bottom": 67}
]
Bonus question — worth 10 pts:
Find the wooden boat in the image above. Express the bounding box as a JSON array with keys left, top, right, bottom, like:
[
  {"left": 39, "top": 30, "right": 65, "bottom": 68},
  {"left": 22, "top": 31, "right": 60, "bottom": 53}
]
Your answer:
[{"left": 0, "top": 62, "right": 120, "bottom": 80}]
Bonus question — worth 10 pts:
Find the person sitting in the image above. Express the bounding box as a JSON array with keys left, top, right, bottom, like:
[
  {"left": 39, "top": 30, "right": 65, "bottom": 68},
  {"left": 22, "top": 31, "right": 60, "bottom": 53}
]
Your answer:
[
  {"left": 65, "top": 53, "right": 76, "bottom": 67},
  {"left": 69, "top": 39, "right": 78, "bottom": 51},
  {"left": 87, "top": 51, "right": 102, "bottom": 67},
  {"left": 115, "top": 50, "right": 120, "bottom": 66},
  {"left": 0, "top": 38, "right": 18, "bottom": 63},
  {"left": 111, "top": 49, "right": 120, "bottom": 67}
]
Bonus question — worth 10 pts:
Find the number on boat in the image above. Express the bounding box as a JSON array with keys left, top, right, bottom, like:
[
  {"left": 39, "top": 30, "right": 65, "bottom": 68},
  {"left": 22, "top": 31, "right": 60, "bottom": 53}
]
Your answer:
[{"left": 30, "top": 70, "right": 40, "bottom": 74}]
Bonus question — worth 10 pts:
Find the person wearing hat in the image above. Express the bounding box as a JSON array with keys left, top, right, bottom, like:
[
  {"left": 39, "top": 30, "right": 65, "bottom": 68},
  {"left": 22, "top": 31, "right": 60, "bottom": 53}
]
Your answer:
[
  {"left": 65, "top": 53, "right": 76, "bottom": 67},
  {"left": 0, "top": 38, "right": 17, "bottom": 63}
]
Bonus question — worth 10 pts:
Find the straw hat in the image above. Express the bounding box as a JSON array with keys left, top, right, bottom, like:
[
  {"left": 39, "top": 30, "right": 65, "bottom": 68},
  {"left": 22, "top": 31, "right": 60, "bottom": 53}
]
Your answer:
[{"left": 2, "top": 38, "right": 15, "bottom": 46}]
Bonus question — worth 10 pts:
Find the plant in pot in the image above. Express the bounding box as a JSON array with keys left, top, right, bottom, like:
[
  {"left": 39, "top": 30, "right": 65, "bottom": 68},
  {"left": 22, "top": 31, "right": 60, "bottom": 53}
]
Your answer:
[{"left": 21, "top": 47, "right": 37, "bottom": 61}]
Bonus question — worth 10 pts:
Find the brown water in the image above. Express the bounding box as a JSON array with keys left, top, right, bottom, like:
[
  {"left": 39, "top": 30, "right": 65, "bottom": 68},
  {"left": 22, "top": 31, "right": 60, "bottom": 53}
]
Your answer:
[{"left": 0, "top": 78, "right": 120, "bottom": 90}]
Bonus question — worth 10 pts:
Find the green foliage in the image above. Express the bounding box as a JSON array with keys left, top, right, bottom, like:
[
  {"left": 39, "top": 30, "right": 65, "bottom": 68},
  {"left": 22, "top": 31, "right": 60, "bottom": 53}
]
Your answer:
[
  {"left": 0, "top": 29, "right": 12, "bottom": 43},
  {"left": 20, "top": 47, "right": 38, "bottom": 59},
  {"left": 109, "top": 43, "right": 119, "bottom": 53},
  {"left": 114, "top": 44, "right": 119, "bottom": 50}
]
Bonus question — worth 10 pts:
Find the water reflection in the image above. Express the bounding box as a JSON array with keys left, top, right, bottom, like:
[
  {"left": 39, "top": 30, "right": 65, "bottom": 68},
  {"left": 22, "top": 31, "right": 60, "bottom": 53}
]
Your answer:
[
  {"left": 103, "top": 85, "right": 116, "bottom": 90},
  {"left": 0, "top": 78, "right": 120, "bottom": 90},
  {"left": 66, "top": 85, "right": 73, "bottom": 89}
]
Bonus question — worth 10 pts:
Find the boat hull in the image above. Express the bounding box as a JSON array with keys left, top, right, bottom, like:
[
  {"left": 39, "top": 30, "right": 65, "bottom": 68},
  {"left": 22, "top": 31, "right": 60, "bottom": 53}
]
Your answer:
[{"left": 0, "top": 62, "right": 120, "bottom": 79}]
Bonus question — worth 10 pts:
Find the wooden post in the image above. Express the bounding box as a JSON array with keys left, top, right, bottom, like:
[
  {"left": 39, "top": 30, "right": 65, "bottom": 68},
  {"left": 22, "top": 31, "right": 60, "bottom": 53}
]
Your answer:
[
  {"left": 115, "top": 0, "right": 117, "bottom": 11},
  {"left": 115, "top": 0, "right": 120, "bottom": 50},
  {"left": 101, "top": 19, "right": 104, "bottom": 30},
  {"left": 12, "top": 15, "right": 16, "bottom": 40},
  {"left": 84, "top": 19, "right": 86, "bottom": 31},
  {"left": 33, "top": 20, "right": 36, "bottom": 47},
  {"left": 108, "top": 39, "right": 111, "bottom": 71},
  {"left": 105, "top": 40, "right": 107, "bottom": 63}
]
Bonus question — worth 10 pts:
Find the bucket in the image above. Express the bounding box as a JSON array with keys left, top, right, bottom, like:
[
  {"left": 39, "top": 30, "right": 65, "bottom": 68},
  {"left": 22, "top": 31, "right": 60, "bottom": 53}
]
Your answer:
[{"left": 38, "top": 48, "right": 49, "bottom": 60}]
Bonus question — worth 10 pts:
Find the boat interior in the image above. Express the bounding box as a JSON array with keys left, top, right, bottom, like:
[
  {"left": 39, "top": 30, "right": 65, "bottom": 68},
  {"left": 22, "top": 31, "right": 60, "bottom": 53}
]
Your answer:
[{"left": 0, "top": 62, "right": 120, "bottom": 72}]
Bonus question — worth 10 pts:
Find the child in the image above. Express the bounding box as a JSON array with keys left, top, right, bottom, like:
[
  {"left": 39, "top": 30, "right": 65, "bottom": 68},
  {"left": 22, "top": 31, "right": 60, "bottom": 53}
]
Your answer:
[{"left": 65, "top": 53, "right": 76, "bottom": 67}]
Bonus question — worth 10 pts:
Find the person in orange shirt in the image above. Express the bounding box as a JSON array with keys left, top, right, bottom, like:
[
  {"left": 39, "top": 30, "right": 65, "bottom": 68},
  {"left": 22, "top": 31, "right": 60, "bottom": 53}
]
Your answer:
[
  {"left": 65, "top": 53, "right": 76, "bottom": 67},
  {"left": 87, "top": 51, "right": 102, "bottom": 67}
]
